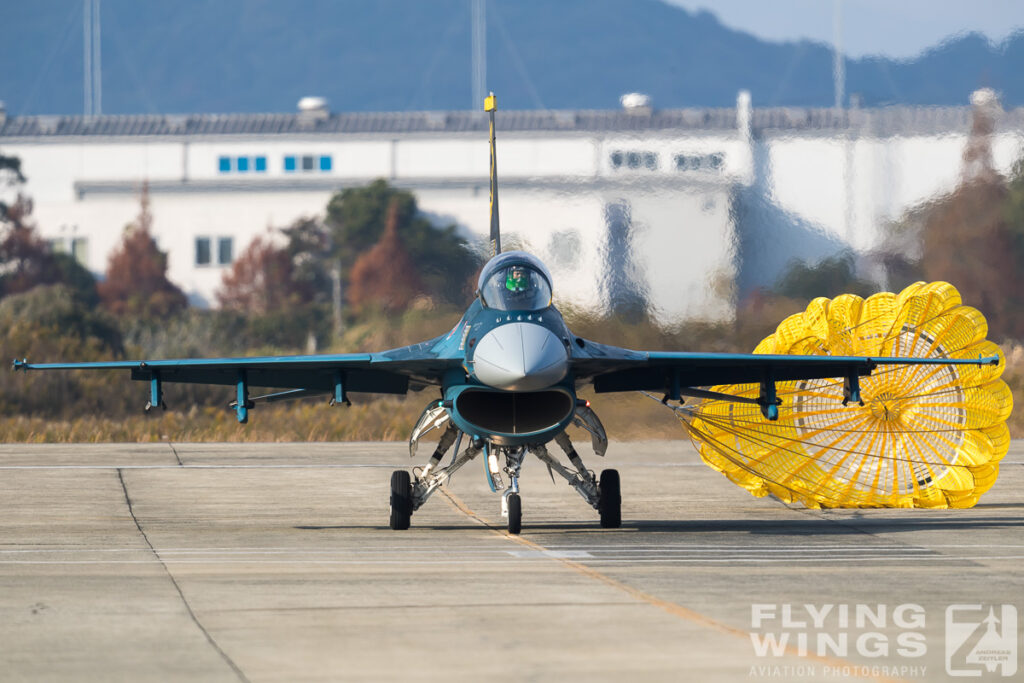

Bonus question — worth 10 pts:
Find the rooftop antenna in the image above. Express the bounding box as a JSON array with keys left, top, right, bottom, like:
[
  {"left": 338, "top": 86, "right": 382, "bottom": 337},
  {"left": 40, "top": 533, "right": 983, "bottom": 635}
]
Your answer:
[
  {"left": 471, "top": 0, "right": 486, "bottom": 110},
  {"left": 485, "top": 92, "right": 500, "bottom": 256},
  {"left": 832, "top": 0, "right": 844, "bottom": 110},
  {"left": 82, "top": 0, "right": 102, "bottom": 116}
]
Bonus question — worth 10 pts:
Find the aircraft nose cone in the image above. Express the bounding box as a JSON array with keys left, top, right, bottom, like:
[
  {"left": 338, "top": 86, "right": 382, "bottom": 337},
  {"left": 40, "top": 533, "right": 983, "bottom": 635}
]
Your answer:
[{"left": 472, "top": 323, "right": 568, "bottom": 391}]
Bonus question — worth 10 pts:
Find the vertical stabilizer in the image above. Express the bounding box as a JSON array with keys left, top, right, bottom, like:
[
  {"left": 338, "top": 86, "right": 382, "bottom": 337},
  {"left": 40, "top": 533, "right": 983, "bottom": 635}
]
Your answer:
[{"left": 485, "top": 92, "right": 501, "bottom": 256}]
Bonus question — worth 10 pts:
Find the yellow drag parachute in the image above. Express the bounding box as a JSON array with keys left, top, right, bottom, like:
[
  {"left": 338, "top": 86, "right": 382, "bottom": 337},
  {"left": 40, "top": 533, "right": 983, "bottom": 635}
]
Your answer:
[{"left": 683, "top": 282, "right": 1012, "bottom": 508}]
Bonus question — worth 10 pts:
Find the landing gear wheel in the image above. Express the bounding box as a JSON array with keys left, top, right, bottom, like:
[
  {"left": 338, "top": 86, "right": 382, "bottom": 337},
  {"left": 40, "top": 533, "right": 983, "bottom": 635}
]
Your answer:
[
  {"left": 506, "top": 493, "right": 522, "bottom": 535},
  {"left": 389, "top": 470, "right": 413, "bottom": 530},
  {"left": 598, "top": 469, "right": 621, "bottom": 528}
]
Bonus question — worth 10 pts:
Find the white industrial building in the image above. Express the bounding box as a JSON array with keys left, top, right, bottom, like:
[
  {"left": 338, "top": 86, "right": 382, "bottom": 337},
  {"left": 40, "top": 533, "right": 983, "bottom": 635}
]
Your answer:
[{"left": 1, "top": 92, "right": 1022, "bottom": 322}]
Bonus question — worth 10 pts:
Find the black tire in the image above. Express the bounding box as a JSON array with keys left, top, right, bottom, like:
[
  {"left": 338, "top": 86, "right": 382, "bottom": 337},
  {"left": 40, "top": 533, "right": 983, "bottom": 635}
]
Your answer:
[
  {"left": 598, "top": 469, "right": 621, "bottom": 528},
  {"left": 507, "top": 493, "right": 522, "bottom": 535},
  {"left": 389, "top": 470, "right": 413, "bottom": 530}
]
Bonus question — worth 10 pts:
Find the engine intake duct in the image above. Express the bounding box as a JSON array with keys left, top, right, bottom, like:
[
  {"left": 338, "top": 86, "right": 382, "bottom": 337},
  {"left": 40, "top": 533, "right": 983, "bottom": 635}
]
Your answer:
[{"left": 455, "top": 388, "right": 574, "bottom": 435}]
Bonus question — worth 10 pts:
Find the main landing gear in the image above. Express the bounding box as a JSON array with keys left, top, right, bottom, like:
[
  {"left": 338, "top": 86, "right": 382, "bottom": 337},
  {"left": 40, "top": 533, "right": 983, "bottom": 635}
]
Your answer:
[{"left": 391, "top": 404, "right": 621, "bottom": 533}]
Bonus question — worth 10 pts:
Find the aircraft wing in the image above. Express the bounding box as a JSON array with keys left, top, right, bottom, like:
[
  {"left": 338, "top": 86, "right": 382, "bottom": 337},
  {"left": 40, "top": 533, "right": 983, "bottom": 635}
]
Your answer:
[
  {"left": 570, "top": 339, "right": 999, "bottom": 393},
  {"left": 12, "top": 342, "right": 464, "bottom": 421}
]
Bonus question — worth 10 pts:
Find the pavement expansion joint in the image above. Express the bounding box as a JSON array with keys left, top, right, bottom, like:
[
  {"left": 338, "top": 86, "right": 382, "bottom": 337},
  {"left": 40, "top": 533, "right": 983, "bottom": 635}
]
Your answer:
[{"left": 116, "top": 468, "right": 250, "bottom": 683}]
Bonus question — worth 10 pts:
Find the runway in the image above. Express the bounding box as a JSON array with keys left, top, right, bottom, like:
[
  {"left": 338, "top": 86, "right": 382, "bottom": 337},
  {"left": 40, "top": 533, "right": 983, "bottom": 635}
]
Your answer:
[{"left": 0, "top": 440, "right": 1021, "bottom": 682}]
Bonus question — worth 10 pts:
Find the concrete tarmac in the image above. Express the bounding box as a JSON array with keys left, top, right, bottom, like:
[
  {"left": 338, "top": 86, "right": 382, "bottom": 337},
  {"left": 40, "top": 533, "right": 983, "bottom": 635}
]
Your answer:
[{"left": 0, "top": 440, "right": 1021, "bottom": 682}]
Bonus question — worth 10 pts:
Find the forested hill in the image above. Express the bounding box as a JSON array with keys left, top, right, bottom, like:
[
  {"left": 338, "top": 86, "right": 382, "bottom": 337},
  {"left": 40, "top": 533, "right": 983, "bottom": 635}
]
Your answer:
[{"left": 3, "top": 0, "right": 1023, "bottom": 116}]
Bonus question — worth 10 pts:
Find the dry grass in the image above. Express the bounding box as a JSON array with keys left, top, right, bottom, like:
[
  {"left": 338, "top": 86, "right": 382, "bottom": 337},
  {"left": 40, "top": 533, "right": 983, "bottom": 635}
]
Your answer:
[
  {"left": 0, "top": 388, "right": 690, "bottom": 444},
  {"left": 1000, "top": 341, "right": 1024, "bottom": 437},
  {"left": 0, "top": 399, "right": 422, "bottom": 443}
]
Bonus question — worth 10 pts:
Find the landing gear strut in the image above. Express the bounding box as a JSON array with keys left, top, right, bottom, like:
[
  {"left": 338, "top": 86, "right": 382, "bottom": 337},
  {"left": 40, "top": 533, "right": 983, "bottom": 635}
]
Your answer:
[
  {"left": 394, "top": 400, "right": 619, "bottom": 532},
  {"left": 497, "top": 447, "right": 526, "bottom": 534}
]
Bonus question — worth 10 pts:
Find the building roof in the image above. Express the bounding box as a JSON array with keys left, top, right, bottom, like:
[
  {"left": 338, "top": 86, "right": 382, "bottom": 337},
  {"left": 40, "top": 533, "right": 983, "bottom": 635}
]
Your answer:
[{"left": 1, "top": 105, "right": 1022, "bottom": 139}]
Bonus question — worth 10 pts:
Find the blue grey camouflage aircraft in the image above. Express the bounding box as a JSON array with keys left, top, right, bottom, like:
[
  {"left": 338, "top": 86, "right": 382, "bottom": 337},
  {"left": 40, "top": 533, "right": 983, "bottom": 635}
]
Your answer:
[{"left": 13, "top": 95, "right": 998, "bottom": 533}]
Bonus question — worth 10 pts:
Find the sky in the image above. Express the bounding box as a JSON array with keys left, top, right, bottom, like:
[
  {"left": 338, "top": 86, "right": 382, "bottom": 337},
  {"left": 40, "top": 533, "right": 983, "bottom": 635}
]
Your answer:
[{"left": 668, "top": 0, "right": 1024, "bottom": 59}]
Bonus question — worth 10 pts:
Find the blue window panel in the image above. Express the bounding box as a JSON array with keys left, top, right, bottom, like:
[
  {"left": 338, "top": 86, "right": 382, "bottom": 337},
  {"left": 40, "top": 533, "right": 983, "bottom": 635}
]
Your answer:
[
  {"left": 218, "top": 237, "right": 234, "bottom": 265},
  {"left": 195, "top": 237, "right": 211, "bottom": 266},
  {"left": 284, "top": 156, "right": 296, "bottom": 172},
  {"left": 254, "top": 156, "right": 267, "bottom": 172},
  {"left": 237, "top": 156, "right": 249, "bottom": 172},
  {"left": 319, "top": 155, "right": 332, "bottom": 172},
  {"left": 218, "top": 156, "right": 231, "bottom": 173}
]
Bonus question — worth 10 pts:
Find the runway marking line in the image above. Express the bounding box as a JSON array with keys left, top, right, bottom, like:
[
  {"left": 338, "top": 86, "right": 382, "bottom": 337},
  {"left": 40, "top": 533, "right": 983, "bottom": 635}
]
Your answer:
[{"left": 438, "top": 487, "right": 905, "bottom": 683}]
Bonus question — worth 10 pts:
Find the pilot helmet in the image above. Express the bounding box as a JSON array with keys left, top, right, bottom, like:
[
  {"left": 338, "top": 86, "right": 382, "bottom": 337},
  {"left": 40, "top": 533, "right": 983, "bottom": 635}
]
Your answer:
[{"left": 505, "top": 266, "right": 529, "bottom": 292}]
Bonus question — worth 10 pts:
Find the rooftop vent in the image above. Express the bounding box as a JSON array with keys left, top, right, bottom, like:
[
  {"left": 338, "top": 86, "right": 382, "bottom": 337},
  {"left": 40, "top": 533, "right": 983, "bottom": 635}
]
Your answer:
[
  {"left": 297, "top": 97, "right": 329, "bottom": 126},
  {"left": 164, "top": 114, "right": 189, "bottom": 133},
  {"left": 423, "top": 111, "right": 448, "bottom": 129},
  {"left": 37, "top": 116, "right": 59, "bottom": 134},
  {"left": 970, "top": 88, "right": 998, "bottom": 108},
  {"left": 620, "top": 92, "right": 652, "bottom": 115}
]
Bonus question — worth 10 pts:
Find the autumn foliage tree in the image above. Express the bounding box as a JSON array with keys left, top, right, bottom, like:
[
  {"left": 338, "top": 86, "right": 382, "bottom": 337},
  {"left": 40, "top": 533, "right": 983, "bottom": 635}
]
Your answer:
[
  {"left": 1, "top": 153, "right": 54, "bottom": 297},
  {"left": 347, "top": 199, "right": 423, "bottom": 313},
  {"left": 216, "top": 219, "right": 335, "bottom": 349},
  {"left": 884, "top": 94, "right": 1024, "bottom": 341},
  {"left": 98, "top": 184, "right": 187, "bottom": 318},
  {"left": 217, "top": 232, "right": 298, "bottom": 314},
  {"left": 916, "top": 178, "right": 1024, "bottom": 338},
  {"left": 0, "top": 194, "right": 57, "bottom": 297},
  {"left": 327, "top": 179, "right": 478, "bottom": 305}
]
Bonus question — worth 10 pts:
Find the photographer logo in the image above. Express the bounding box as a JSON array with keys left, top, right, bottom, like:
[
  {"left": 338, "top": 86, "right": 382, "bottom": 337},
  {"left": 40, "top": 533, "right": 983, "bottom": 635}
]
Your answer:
[{"left": 945, "top": 604, "right": 1017, "bottom": 677}]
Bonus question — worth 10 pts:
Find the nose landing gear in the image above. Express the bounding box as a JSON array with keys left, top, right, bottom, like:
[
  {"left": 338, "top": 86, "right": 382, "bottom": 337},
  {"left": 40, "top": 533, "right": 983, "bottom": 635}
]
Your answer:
[
  {"left": 495, "top": 446, "right": 525, "bottom": 533},
  {"left": 504, "top": 492, "right": 522, "bottom": 534}
]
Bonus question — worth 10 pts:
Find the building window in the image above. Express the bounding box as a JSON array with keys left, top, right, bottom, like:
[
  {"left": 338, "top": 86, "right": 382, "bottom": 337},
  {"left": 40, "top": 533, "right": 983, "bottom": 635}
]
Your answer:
[
  {"left": 71, "top": 237, "right": 89, "bottom": 266},
  {"left": 218, "top": 237, "right": 233, "bottom": 265},
  {"left": 611, "top": 150, "right": 659, "bottom": 171},
  {"left": 675, "top": 153, "right": 724, "bottom": 172},
  {"left": 218, "top": 155, "right": 271, "bottom": 173},
  {"left": 195, "top": 237, "right": 211, "bottom": 266},
  {"left": 47, "top": 235, "right": 89, "bottom": 266},
  {"left": 281, "top": 154, "right": 333, "bottom": 173}
]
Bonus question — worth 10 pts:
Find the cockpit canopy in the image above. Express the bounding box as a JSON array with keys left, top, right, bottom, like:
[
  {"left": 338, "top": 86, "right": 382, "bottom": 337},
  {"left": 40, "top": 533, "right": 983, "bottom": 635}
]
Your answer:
[{"left": 477, "top": 251, "right": 553, "bottom": 312}]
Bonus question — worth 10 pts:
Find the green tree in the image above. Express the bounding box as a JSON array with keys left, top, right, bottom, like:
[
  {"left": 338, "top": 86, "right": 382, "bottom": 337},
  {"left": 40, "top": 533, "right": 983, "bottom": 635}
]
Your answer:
[
  {"left": 0, "top": 153, "right": 98, "bottom": 304},
  {"left": 0, "top": 152, "right": 27, "bottom": 220},
  {"left": 326, "top": 179, "right": 479, "bottom": 305},
  {"left": 0, "top": 284, "right": 127, "bottom": 418},
  {"left": 773, "top": 251, "right": 876, "bottom": 301},
  {"left": 282, "top": 216, "right": 333, "bottom": 306},
  {"left": 1002, "top": 157, "right": 1024, "bottom": 274}
]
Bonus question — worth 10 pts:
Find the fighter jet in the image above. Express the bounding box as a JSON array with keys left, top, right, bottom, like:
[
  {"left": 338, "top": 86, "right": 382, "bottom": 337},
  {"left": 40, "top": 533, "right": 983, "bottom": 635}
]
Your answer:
[{"left": 13, "top": 94, "right": 998, "bottom": 534}]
